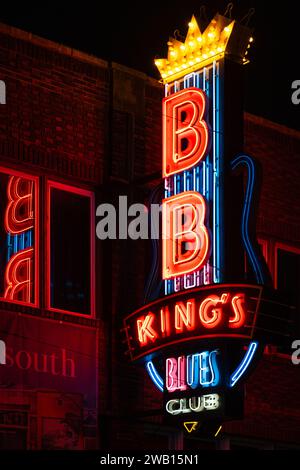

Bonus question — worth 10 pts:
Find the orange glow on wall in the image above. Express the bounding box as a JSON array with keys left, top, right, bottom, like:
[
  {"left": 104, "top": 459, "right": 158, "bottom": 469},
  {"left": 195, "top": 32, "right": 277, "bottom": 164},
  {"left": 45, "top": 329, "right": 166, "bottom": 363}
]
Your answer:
[
  {"left": 162, "top": 191, "right": 210, "bottom": 280},
  {"left": 163, "top": 88, "right": 209, "bottom": 177},
  {"left": 5, "top": 176, "right": 34, "bottom": 234},
  {"left": 4, "top": 247, "right": 34, "bottom": 303}
]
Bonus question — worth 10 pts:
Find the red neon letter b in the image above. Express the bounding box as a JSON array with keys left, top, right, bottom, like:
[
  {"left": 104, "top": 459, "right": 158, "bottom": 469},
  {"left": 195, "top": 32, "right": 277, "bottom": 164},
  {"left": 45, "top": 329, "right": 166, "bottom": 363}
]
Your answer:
[
  {"left": 5, "top": 176, "right": 34, "bottom": 234},
  {"left": 163, "top": 87, "right": 209, "bottom": 177},
  {"left": 4, "top": 248, "right": 34, "bottom": 303},
  {"left": 162, "top": 191, "right": 210, "bottom": 279}
]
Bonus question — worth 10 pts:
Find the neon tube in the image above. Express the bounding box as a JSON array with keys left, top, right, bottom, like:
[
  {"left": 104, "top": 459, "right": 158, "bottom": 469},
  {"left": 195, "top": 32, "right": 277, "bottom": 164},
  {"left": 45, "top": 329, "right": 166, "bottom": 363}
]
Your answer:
[
  {"left": 230, "top": 155, "right": 265, "bottom": 284},
  {"left": 230, "top": 341, "right": 258, "bottom": 387},
  {"left": 146, "top": 361, "right": 164, "bottom": 392}
]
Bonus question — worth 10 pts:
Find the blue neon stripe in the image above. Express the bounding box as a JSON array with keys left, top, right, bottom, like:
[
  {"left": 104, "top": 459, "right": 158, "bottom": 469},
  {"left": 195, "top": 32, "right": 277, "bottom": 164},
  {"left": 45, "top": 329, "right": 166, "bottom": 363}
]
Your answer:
[
  {"left": 6, "top": 230, "right": 33, "bottom": 261},
  {"left": 213, "top": 61, "right": 221, "bottom": 283},
  {"left": 231, "top": 155, "right": 265, "bottom": 284},
  {"left": 146, "top": 361, "right": 164, "bottom": 392},
  {"left": 230, "top": 341, "right": 258, "bottom": 387}
]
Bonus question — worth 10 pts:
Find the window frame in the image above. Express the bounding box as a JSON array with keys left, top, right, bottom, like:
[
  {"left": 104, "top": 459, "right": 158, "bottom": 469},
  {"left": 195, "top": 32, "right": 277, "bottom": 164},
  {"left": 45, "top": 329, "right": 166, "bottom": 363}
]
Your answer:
[{"left": 46, "top": 180, "right": 95, "bottom": 318}]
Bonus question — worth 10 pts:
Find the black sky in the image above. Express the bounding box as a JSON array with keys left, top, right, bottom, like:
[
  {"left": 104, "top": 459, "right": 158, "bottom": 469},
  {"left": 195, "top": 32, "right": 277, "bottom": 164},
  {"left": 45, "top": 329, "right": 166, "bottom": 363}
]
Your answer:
[{"left": 0, "top": 0, "right": 299, "bottom": 130}]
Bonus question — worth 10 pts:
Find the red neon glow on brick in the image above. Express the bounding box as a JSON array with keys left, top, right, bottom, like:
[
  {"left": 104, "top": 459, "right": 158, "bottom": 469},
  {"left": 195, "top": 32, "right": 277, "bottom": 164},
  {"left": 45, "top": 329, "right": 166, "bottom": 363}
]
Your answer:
[
  {"left": 229, "top": 294, "right": 246, "bottom": 328},
  {"left": 199, "top": 293, "right": 229, "bottom": 329},
  {"left": 137, "top": 314, "right": 158, "bottom": 345},
  {"left": 163, "top": 87, "right": 209, "bottom": 177},
  {"left": 5, "top": 176, "right": 34, "bottom": 234},
  {"left": 162, "top": 191, "right": 210, "bottom": 279},
  {"left": 4, "top": 248, "right": 34, "bottom": 303},
  {"left": 175, "top": 300, "right": 196, "bottom": 332}
]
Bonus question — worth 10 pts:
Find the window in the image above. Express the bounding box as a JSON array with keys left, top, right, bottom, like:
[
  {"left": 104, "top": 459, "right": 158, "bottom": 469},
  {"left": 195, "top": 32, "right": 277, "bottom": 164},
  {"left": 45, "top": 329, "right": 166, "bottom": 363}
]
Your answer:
[
  {"left": 47, "top": 182, "right": 95, "bottom": 316},
  {"left": 275, "top": 243, "right": 300, "bottom": 352},
  {"left": 0, "top": 168, "right": 38, "bottom": 306},
  {"left": 275, "top": 244, "right": 300, "bottom": 304}
]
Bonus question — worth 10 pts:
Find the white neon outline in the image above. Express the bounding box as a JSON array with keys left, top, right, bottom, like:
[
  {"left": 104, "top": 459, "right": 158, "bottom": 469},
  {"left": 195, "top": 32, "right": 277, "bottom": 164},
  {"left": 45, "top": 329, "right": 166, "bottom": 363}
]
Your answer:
[{"left": 166, "top": 399, "right": 182, "bottom": 415}]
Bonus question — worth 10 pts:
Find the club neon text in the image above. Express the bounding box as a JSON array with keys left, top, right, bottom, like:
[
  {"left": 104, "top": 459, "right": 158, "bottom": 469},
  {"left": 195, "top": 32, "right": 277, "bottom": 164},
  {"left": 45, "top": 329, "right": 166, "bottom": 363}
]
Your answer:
[{"left": 166, "top": 394, "right": 219, "bottom": 416}]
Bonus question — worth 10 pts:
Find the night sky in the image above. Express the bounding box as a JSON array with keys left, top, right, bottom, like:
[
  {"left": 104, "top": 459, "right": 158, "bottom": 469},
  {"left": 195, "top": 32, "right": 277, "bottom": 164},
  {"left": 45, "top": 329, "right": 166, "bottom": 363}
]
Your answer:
[{"left": 0, "top": 0, "right": 299, "bottom": 130}]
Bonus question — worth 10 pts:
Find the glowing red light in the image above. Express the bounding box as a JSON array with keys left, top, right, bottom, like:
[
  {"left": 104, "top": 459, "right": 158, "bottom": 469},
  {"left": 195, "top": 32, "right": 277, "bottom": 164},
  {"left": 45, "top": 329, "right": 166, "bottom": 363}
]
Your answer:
[
  {"left": 5, "top": 176, "right": 34, "bottom": 234},
  {"left": 4, "top": 248, "right": 34, "bottom": 303},
  {"left": 162, "top": 191, "right": 210, "bottom": 279},
  {"left": 163, "top": 88, "right": 210, "bottom": 177}
]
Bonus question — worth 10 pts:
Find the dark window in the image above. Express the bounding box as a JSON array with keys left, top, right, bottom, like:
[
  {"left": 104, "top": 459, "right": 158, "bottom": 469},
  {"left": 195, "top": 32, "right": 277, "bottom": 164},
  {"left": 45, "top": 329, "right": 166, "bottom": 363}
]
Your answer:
[
  {"left": 277, "top": 249, "right": 300, "bottom": 306},
  {"left": 276, "top": 248, "right": 300, "bottom": 351},
  {"left": 49, "top": 186, "right": 93, "bottom": 315}
]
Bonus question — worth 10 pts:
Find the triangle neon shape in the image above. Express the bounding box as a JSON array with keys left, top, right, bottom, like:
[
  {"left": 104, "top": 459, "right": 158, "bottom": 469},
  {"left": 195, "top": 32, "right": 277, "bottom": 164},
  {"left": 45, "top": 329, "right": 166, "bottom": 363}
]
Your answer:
[{"left": 183, "top": 421, "right": 198, "bottom": 433}]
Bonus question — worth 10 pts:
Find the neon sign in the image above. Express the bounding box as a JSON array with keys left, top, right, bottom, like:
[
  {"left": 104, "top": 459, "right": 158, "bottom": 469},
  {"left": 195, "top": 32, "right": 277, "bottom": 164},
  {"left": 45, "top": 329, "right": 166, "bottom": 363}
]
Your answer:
[
  {"left": 166, "top": 394, "right": 220, "bottom": 416},
  {"left": 123, "top": 284, "right": 262, "bottom": 361},
  {"left": 5, "top": 176, "right": 34, "bottom": 234},
  {"left": 163, "top": 88, "right": 210, "bottom": 177},
  {"left": 162, "top": 192, "right": 210, "bottom": 279},
  {"left": 123, "top": 11, "right": 268, "bottom": 428},
  {"left": 166, "top": 350, "right": 220, "bottom": 392},
  {"left": 0, "top": 168, "right": 38, "bottom": 306},
  {"left": 4, "top": 247, "right": 34, "bottom": 303}
]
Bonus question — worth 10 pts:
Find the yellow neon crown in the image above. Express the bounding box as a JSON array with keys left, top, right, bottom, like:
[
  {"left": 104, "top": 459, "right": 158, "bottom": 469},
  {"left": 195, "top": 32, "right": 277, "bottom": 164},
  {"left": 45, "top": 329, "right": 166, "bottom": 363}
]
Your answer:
[{"left": 155, "top": 13, "right": 253, "bottom": 84}]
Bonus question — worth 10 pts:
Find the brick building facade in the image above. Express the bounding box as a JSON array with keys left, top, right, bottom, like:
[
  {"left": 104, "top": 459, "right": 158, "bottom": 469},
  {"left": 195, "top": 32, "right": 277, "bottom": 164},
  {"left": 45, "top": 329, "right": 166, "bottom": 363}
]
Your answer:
[{"left": 0, "top": 22, "right": 299, "bottom": 450}]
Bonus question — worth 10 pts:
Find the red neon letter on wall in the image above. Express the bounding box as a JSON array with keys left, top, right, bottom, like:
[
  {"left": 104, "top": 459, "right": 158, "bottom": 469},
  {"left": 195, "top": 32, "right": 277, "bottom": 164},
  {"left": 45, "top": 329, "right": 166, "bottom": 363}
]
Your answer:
[
  {"left": 175, "top": 300, "right": 196, "bottom": 332},
  {"left": 4, "top": 248, "right": 34, "bottom": 303},
  {"left": 162, "top": 191, "right": 210, "bottom": 279},
  {"left": 229, "top": 294, "right": 246, "bottom": 328},
  {"left": 163, "top": 87, "right": 209, "bottom": 177},
  {"left": 199, "top": 293, "right": 229, "bottom": 329},
  {"left": 166, "top": 356, "right": 187, "bottom": 392},
  {"left": 137, "top": 314, "right": 158, "bottom": 346},
  {"left": 5, "top": 176, "right": 34, "bottom": 234}
]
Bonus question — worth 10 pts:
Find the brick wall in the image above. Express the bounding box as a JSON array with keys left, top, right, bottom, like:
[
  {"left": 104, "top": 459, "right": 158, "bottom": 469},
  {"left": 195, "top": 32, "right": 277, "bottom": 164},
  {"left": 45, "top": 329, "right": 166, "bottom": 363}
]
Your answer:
[{"left": 245, "top": 113, "right": 300, "bottom": 245}]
